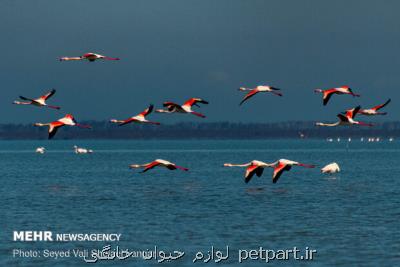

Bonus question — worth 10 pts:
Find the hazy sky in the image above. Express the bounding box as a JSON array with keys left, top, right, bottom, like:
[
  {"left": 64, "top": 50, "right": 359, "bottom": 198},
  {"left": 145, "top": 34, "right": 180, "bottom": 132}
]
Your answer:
[{"left": 0, "top": 0, "right": 398, "bottom": 123}]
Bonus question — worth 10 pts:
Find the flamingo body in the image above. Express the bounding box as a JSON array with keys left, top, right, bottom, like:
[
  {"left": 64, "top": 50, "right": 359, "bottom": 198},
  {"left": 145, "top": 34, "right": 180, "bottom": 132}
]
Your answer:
[
  {"left": 239, "top": 85, "right": 282, "bottom": 105},
  {"left": 129, "top": 159, "right": 189, "bottom": 173},
  {"left": 314, "top": 86, "right": 360, "bottom": 105},
  {"left": 110, "top": 104, "right": 160, "bottom": 126},
  {"left": 156, "top": 98, "right": 208, "bottom": 118},
  {"left": 13, "top": 89, "right": 60, "bottom": 110},
  {"left": 358, "top": 99, "right": 391, "bottom": 116},
  {"left": 60, "top": 52, "right": 120, "bottom": 62},
  {"left": 34, "top": 114, "right": 91, "bottom": 139}
]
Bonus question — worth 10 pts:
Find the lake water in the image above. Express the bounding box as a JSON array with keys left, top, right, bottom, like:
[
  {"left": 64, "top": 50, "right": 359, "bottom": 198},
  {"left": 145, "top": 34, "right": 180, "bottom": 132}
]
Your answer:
[{"left": 1, "top": 140, "right": 399, "bottom": 266}]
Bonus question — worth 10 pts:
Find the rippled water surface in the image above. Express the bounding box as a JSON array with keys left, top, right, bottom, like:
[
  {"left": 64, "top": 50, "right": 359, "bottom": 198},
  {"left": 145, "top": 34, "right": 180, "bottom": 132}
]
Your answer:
[{"left": 1, "top": 140, "right": 399, "bottom": 266}]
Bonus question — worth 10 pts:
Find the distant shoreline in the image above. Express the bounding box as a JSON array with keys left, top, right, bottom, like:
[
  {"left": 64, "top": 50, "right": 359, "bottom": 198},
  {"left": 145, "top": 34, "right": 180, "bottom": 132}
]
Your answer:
[{"left": 0, "top": 121, "right": 398, "bottom": 140}]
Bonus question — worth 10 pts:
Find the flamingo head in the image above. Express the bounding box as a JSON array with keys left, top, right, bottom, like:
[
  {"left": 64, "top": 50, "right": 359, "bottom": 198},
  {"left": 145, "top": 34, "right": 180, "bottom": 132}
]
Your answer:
[{"left": 314, "top": 89, "right": 323, "bottom": 93}]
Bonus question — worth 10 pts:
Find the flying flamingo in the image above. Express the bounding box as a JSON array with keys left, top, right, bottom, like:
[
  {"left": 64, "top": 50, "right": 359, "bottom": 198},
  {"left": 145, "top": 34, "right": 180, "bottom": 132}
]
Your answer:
[
  {"left": 34, "top": 114, "right": 91, "bottom": 139},
  {"left": 238, "top": 85, "right": 282, "bottom": 105},
  {"left": 357, "top": 99, "right": 391, "bottom": 116},
  {"left": 59, "top": 52, "right": 120, "bottom": 62},
  {"left": 110, "top": 104, "right": 160, "bottom": 126},
  {"left": 316, "top": 106, "right": 373, "bottom": 127},
  {"left": 156, "top": 98, "right": 208, "bottom": 118},
  {"left": 129, "top": 159, "right": 189, "bottom": 173},
  {"left": 314, "top": 86, "right": 360, "bottom": 105},
  {"left": 224, "top": 159, "right": 315, "bottom": 183},
  {"left": 13, "top": 89, "right": 60, "bottom": 110},
  {"left": 224, "top": 160, "right": 274, "bottom": 183}
]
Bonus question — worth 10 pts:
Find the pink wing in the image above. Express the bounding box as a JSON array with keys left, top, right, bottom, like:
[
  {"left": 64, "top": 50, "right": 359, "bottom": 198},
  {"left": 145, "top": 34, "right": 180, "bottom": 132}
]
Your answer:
[
  {"left": 272, "top": 162, "right": 291, "bottom": 183},
  {"left": 40, "top": 89, "right": 56, "bottom": 100},
  {"left": 141, "top": 161, "right": 161, "bottom": 172},
  {"left": 139, "top": 105, "right": 154, "bottom": 117},
  {"left": 240, "top": 89, "right": 259, "bottom": 105}
]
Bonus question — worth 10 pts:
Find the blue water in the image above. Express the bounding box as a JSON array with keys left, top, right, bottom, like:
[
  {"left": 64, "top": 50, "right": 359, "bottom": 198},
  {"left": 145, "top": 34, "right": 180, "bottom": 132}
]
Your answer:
[{"left": 1, "top": 140, "right": 399, "bottom": 266}]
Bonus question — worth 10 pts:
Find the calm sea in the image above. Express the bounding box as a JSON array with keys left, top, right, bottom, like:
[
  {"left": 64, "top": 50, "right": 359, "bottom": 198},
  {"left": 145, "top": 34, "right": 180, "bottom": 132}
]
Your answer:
[{"left": 1, "top": 140, "right": 399, "bottom": 266}]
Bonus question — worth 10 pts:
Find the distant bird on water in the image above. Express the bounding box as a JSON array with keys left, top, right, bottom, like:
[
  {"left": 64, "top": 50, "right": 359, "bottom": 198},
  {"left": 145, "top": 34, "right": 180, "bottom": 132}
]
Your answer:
[
  {"left": 129, "top": 159, "right": 189, "bottom": 173},
  {"left": 13, "top": 89, "right": 60, "bottom": 110},
  {"left": 357, "top": 99, "right": 391, "bottom": 116},
  {"left": 110, "top": 104, "right": 160, "bottom": 126},
  {"left": 238, "top": 85, "right": 282, "bottom": 105},
  {"left": 59, "top": 52, "right": 120, "bottom": 62},
  {"left": 156, "top": 98, "right": 208, "bottom": 118},
  {"left": 224, "top": 159, "right": 315, "bottom": 183},
  {"left": 35, "top": 147, "right": 45, "bottom": 154},
  {"left": 321, "top": 162, "right": 340, "bottom": 174},
  {"left": 74, "top": 145, "right": 93, "bottom": 154},
  {"left": 316, "top": 106, "right": 373, "bottom": 127},
  {"left": 314, "top": 86, "right": 360, "bottom": 105},
  {"left": 34, "top": 114, "right": 91, "bottom": 139}
]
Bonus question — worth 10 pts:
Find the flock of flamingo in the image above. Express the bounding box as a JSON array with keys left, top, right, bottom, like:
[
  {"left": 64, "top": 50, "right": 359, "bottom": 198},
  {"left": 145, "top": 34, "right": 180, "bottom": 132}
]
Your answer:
[{"left": 13, "top": 52, "right": 393, "bottom": 184}]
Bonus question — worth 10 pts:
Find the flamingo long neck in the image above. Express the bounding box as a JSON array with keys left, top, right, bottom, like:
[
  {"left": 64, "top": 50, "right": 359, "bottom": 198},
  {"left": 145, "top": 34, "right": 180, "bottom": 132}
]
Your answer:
[
  {"left": 110, "top": 119, "right": 125, "bottom": 123},
  {"left": 316, "top": 122, "right": 340, "bottom": 127},
  {"left": 60, "top": 57, "right": 82, "bottom": 61},
  {"left": 155, "top": 109, "right": 171, "bottom": 113},
  {"left": 13, "top": 101, "right": 31, "bottom": 105},
  {"left": 269, "top": 161, "right": 280, "bottom": 166},
  {"left": 129, "top": 163, "right": 147, "bottom": 168},
  {"left": 34, "top": 123, "right": 51, "bottom": 127},
  {"left": 224, "top": 163, "right": 251, "bottom": 167}
]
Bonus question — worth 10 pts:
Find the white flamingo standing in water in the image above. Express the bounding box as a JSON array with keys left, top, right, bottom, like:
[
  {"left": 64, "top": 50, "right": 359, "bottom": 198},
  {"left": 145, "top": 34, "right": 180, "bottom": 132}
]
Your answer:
[
  {"left": 59, "top": 52, "right": 120, "bottom": 62},
  {"left": 357, "top": 99, "right": 391, "bottom": 116},
  {"left": 224, "top": 159, "right": 315, "bottom": 183},
  {"left": 321, "top": 162, "right": 340, "bottom": 174},
  {"left": 316, "top": 106, "right": 373, "bottom": 127},
  {"left": 110, "top": 104, "right": 160, "bottom": 126},
  {"left": 129, "top": 159, "right": 189, "bottom": 173},
  {"left": 34, "top": 114, "right": 91, "bottom": 139},
  {"left": 156, "top": 98, "right": 208, "bottom": 118},
  {"left": 238, "top": 85, "right": 282, "bottom": 105},
  {"left": 13, "top": 89, "right": 60, "bottom": 109},
  {"left": 314, "top": 86, "right": 360, "bottom": 106}
]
